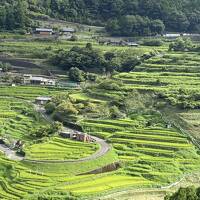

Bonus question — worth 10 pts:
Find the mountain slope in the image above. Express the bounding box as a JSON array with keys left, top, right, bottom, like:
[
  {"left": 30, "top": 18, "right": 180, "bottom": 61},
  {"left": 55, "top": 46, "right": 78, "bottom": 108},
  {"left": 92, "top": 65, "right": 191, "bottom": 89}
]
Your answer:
[{"left": 1, "top": 0, "right": 200, "bottom": 34}]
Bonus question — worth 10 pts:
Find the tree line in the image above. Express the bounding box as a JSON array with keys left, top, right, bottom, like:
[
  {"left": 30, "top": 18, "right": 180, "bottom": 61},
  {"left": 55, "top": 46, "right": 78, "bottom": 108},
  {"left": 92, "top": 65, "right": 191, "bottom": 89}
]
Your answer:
[
  {"left": 28, "top": 0, "right": 200, "bottom": 34},
  {"left": 0, "top": 0, "right": 29, "bottom": 31},
  {"left": 1, "top": 0, "right": 200, "bottom": 35},
  {"left": 49, "top": 43, "right": 155, "bottom": 80},
  {"left": 165, "top": 186, "right": 200, "bottom": 200}
]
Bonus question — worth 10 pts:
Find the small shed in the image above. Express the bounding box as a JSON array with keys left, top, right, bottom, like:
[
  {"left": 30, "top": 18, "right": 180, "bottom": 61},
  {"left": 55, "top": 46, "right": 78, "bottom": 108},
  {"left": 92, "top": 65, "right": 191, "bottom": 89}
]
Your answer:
[
  {"left": 35, "top": 96, "right": 52, "bottom": 105},
  {"left": 35, "top": 28, "right": 53, "bottom": 35}
]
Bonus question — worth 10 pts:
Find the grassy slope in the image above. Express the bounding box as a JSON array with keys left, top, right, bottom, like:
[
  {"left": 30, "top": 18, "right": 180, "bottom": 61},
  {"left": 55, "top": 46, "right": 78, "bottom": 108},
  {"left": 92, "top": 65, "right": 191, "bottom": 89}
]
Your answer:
[
  {"left": 0, "top": 39, "right": 200, "bottom": 199},
  {"left": 0, "top": 86, "right": 119, "bottom": 199}
]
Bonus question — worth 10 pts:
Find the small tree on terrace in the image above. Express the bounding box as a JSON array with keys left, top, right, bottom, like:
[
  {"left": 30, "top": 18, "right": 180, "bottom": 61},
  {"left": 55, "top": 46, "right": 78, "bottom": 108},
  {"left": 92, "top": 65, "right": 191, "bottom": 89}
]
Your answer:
[{"left": 69, "top": 67, "right": 86, "bottom": 82}]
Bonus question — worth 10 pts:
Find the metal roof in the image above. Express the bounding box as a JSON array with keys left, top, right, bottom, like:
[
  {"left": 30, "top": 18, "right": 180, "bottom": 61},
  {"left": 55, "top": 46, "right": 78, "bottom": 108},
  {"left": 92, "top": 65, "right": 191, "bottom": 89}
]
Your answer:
[
  {"left": 127, "top": 42, "right": 139, "bottom": 46},
  {"left": 36, "top": 96, "right": 52, "bottom": 101},
  {"left": 30, "top": 77, "right": 47, "bottom": 81},
  {"left": 36, "top": 28, "right": 53, "bottom": 32}
]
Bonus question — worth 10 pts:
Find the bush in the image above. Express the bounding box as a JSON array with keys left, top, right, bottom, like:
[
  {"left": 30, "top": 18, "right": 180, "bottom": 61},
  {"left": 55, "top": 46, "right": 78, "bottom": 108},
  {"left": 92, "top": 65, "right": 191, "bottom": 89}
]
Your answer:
[
  {"left": 142, "top": 39, "right": 164, "bottom": 46},
  {"left": 169, "top": 38, "right": 194, "bottom": 51},
  {"left": 110, "top": 106, "right": 125, "bottom": 119},
  {"left": 165, "top": 186, "right": 199, "bottom": 200},
  {"left": 45, "top": 102, "right": 56, "bottom": 114},
  {"left": 98, "top": 79, "right": 123, "bottom": 90},
  {"left": 69, "top": 67, "right": 86, "bottom": 82},
  {"left": 69, "top": 35, "right": 78, "bottom": 41}
]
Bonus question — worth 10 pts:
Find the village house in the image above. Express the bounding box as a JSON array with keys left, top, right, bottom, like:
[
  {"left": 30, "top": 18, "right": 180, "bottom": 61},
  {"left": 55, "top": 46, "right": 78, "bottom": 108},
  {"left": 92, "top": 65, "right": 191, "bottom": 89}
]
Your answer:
[
  {"left": 99, "top": 38, "right": 139, "bottom": 47},
  {"left": 35, "top": 28, "right": 53, "bottom": 36},
  {"left": 35, "top": 96, "right": 52, "bottom": 105},
  {"left": 61, "top": 27, "right": 75, "bottom": 35},
  {"left": 59, "top": 130, "right": 93, "bottom": 143},
  {"left": 23, "top": 74, "right": 56, "bottom": 86},
  {"left": 60, "top": 27, "right": 75, "bottom": 39},
  {"left": 76, "top": 132, "right": 92, "bottom": 143}
]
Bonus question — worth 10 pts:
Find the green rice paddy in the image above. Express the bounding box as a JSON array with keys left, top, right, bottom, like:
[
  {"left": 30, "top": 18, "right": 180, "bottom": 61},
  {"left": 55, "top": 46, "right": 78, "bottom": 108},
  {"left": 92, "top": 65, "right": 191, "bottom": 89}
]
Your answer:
[{"left": 0, "top": 42, "right": 200, "bottom": 199}]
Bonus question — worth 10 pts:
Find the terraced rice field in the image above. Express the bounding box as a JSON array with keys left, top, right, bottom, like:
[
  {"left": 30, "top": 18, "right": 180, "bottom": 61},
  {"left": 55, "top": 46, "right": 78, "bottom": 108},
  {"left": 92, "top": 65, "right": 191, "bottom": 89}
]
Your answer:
[
  {"left": 0, "top": 86, "right": 68, "bottom": 100},
  {"left": 81, "top": 118, "right": 200, "bottom": 185},
  {"left": 0, "top": 97, "right": 45, "bottom": 140},
  {"left": 1, "top": 49, "right": 200, "bottom": 199},
  {"left": 0, "top": 149, "right": 119, "bottom": 200},
  {"left": 0, "top": 40, "right": 157, "bottom": 58},
  {"left": 25, "top": 137, "right": 99, "bottom": 161},
  {"left": 114, "top": 52, "right": 200, "bottom": 94}
]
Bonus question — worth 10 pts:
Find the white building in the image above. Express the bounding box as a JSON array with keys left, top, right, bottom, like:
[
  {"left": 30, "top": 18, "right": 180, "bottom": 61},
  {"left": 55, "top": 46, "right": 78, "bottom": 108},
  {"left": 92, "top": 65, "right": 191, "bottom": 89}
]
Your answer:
[
  {"left": 35, "top": 28, "right": 53, "bottom": 35},
  {"left": 23, "top": 74, "right": 56, "bottom": 86}
]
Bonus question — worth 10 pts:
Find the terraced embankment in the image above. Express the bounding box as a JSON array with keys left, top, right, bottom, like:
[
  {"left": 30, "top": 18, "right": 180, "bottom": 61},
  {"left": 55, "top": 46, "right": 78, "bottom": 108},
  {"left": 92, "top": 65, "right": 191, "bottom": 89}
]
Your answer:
[
  {"left": 0, "top": 103, "right": 111, "bottom": 164},
  {"left": 25, "top": 105, "right": 111, "bottom": 163}
]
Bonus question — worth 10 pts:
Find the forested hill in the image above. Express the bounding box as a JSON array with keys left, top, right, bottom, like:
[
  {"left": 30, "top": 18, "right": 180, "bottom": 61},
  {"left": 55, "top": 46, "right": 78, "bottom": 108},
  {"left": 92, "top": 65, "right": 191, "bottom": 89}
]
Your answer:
[{"left": 1, "top": 0, "right": 200, "bottom": 36}]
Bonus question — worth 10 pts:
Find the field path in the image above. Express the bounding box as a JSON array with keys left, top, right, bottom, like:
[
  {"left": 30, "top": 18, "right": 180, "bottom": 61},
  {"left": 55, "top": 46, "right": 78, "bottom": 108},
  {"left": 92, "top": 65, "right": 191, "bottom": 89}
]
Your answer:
[{"left": 23, "top": 104, "right": 111, "bottom": 163}]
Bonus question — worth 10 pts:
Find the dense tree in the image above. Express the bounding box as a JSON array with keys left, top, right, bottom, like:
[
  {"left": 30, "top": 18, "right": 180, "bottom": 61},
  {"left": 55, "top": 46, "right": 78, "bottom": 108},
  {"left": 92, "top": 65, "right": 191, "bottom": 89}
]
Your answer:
[
  {"left": 29, "top": 0, "right": 200, "bottom": 34},
  {"left": 2, "top": 0, "right": 200, "bottom": 34},
  {"left": 0, "top": 0, "right": 29, "bottom": 31},
  {"left": 169, "top": 38, "right": 194, "bottom": 51},
  {"left": 50, "top": 44, "right": 106, "bottom": 72},
  {"left": 165, "top": 186, "right": 199, "bottom": 200},
  {"left": 106, "top": 15, "right": 165, "bottom": 36},
  {"left": 69, "top": 67, "right": 86, "bottom": 82},
  {"left": 31, "top": 122, "right": 62, "bottom": 138}
]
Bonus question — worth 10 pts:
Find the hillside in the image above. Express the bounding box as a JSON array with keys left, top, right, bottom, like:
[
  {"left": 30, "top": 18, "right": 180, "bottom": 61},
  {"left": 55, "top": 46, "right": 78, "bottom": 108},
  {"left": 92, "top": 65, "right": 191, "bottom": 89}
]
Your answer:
[
  {"left": 0, "top": 1, "right": 200, "bottom": 199},
  {"left": 0, "top": 34, "right": 199, "bottom": 199},
  {"left": 1, "top": 0, "right": 200, "bottom": 35}
]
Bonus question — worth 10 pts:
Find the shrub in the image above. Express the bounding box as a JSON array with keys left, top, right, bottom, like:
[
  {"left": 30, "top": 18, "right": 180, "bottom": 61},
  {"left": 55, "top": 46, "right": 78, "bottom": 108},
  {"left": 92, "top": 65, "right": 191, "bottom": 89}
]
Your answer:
[
  {"left": 165, "top": 186, "right": 199, "bottom": 200},
  {"left": 142, "top": 39, "right": 164, "bottom": 46},
  {"left": 69, "top": 67, "right": 86, "bottom": 82},
  {"left": 45, "top": 102, "right": 56, "bottom": 114},
  {"left": 98, "top": 79, "right": 123, "bottom": 90}
]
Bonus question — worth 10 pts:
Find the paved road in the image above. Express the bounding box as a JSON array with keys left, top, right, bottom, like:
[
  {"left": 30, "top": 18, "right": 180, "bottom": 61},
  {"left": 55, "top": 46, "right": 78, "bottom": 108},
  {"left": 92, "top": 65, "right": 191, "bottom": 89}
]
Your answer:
[
  {"left": 0, "top": 144, "right": 24, "bottom": 161},
  {"left": 24, "top": 105, "right": 111, "bottom": 163},
  {"left": 0, "top": 104, "right": 111, "bottom": 163}
]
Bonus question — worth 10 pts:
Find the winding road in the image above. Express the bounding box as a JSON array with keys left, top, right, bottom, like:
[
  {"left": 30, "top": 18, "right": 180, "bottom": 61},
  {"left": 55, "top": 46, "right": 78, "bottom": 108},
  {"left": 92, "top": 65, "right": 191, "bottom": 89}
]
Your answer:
[
  {"left": 0, "top": 104, "right": 111, "bottom": 163},
  {"left": 0, "top": 144, "right": 24, "bottom": 161}
]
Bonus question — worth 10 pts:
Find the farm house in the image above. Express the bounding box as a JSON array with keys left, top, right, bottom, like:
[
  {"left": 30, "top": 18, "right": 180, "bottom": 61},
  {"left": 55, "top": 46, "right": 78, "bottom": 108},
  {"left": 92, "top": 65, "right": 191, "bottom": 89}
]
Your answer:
[
  {"left": 35, "top": 28, "right": 53, "bottom": 35},
  {"left": 23, "top": 74, "right": 56, "bottom": 86},
  {"left": 59, "top": 130, "right": 93, "bottom": 143},
  {"left": 61, "top": 27, "right": 75, "bottom": 35}
]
